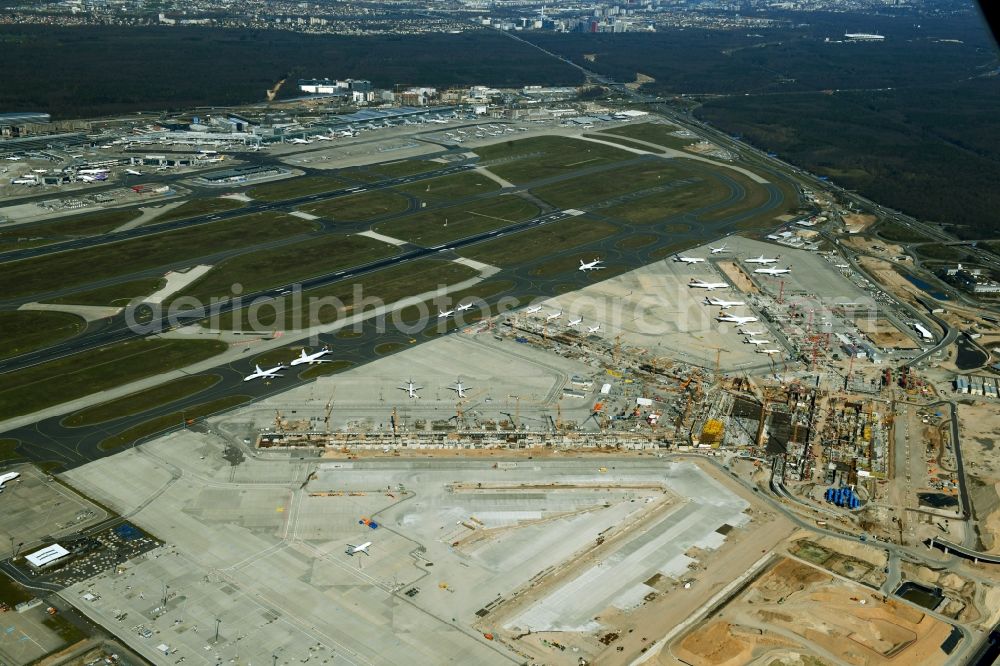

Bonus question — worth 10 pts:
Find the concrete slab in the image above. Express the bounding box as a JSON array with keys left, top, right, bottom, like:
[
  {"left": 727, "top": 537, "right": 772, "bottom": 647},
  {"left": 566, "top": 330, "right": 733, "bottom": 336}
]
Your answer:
[
  {"left": 356, "top": 229, "right": 407, "bottom": 246},
  {"left": 451, "top": 256, "right": 500, "bottom": 276},
  {"left": 143, "top": 265, "right": 212, "bottom": 305},
  {"left": 18, "top": 301, "right": 121, "bottom": 322},
  {"left": 59, "top": 434, "right": 755, "bottom": 666},
  {"left": 289, "top": 210, "right": 319, "bottom": 220}
]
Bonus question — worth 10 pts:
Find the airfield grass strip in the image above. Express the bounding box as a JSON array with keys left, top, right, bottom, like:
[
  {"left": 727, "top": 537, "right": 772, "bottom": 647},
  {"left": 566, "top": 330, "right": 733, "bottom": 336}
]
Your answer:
[
  {"left": 0, "top": 208, "right": 142, "bottom": 251},
  {"left": 459, "top": 218, "right": 618, "bottom": 267},
  {"left": 217, "top": 259, "right": 479, "bottom": 330},
  {"left": 375, "top": 196, "right": 539, "bottom": 246},
  {"left": 62, "top": 374, "right": 222, "bottom": 427},
  {"left": 474, "top": 135, "right": 631, "bottom": 184},
  {"left": 153, "top": 197, "right": 245, "bottom": 224},
  {"left": 299, "top": 190, "right": 411, "bottom": 221},
  {"left": 178, "top": 233, "right": 399, "bottom": 302},
  {"left": 396, "top": 171, "right": 500, "bottom": 203},
  {"left": 98, "top": 395, "right": 251, "bottom": 451},
  {"left": 248, "top": 175, "right": 346, "bottom": 201},
  {"left": 0, "top": 213, "right": 317, "bottom": 299},
  {"left": 0, "top": 339, "right": 227, "bottom": 420},
  {"left": 0, "top": 311, "right": 86, "bottom": 361},
  {"left": 48, "top": 277, "right": 166, "bottom": 306}
]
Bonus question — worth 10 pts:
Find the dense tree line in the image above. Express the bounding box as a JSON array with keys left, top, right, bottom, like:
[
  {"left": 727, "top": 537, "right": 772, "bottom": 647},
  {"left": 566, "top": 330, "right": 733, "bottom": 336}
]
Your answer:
[
  {"left": 696, "top": 81, "right": 1000, "bottom": 237},
  {"left": 0, "top": 26, "right": 584, "bottom": 119}
]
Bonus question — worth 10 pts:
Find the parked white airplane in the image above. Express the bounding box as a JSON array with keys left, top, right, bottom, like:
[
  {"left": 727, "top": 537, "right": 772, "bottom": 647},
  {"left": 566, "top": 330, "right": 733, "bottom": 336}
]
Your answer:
[
  {"left": 447, "top": 378, "right": 471, "bottom": 399},
  {"left": 745, "top": 254, "right": 779, "bottom": 264},
  {"left": 125, "top": 168, "right": 142, "bottom": 176},
  {"left": 399, "top": 379, "right": 422, "bottom": 399},
  {"left": 346, "top": 542, "right": 371, "bottom": 556},
  {"left": 587, "top": 324, "right": 601, "bottom": 334},
  {"left": 740, "top": 328, "right": 766, "bottom": 337},
  {"left": 0, "top": 472, "right": 20, "bottom": 493},
  {"left": 709, "top": 243, "right": 728, "bottom": 254},
  {"left": 718, "top": 314, "right": 759, "bottom": 325},
  {"left": 758, "top": 348, "right": 782, "bottom": 355},
  {"left": 438, "top": 309, "right": 455, "bottom": 318},
  {"left": 579, "top": 258, "right": 605, "bottom": 272},
  {"left": 288, "top": 137, "right": 313, "bottom": 145},
  {"left": 674, "top": 255, "right": 706, "bottom": 264},
  {"left": 290, "top": 347, "right": 332, "bottom": 366},
  {"left": 567, "top": 317, "right": 583, "bottom": 327},
  {"left": 313, "top": 135, "right": 333, "bottom": 141},
  {"left": 704, "top": 297, "right": 746, "bottom": 309},
  {"left": 244, "top": 364, "right": 285, "bottom": 382},
  {"left": 546, "top": 311, "right": 562, "bottom": 321},
  {"left": 525, "top": 305, "right": 543, "bottom": 314},
  {"left": 745, "top": 338, "right": 771, "bottom": 346},
  {"left": 689, "top": 279, "right": 729, "bottom": 291},
  {"left": 456, "top": 303, "right": 473, "bottom": 312},
  {"left": 754, "top": 266, "right": 792, "bottom": 276}
]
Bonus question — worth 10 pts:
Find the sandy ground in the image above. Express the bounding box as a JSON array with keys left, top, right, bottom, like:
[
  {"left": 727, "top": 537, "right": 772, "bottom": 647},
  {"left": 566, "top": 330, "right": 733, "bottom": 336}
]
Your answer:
[
  {"left": 669, "top": 557, "right": 954, "bottom": 666},
  {"left": 843, "top": 213, "right": 878, "bottom": 234},
  {"left": 856, "top": 257, "right": 927, "bottom": 308},
  {"left": 716, "top": 260, "right": 760, "bottom": 295},
  {"left": 855, "top": 316, "right": 919, "bottom": 349},
  {"left": 956, "top": 402, "right": 1000, "bottom": 553}
]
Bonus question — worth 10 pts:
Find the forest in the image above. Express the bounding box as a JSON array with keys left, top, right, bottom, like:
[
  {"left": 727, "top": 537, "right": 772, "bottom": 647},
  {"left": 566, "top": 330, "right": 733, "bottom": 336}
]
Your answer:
[
  {"left": 0, "top": 26, "right": 583, "bottom": 118},
  {"left": 524, "top": 10, "right": 1000, "bottom": 237}
]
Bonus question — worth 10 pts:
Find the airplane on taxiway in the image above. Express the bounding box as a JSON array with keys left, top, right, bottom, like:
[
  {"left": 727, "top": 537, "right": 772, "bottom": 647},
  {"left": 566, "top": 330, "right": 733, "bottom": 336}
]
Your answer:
[{"left": 244, "top": 364, "right": 285, "bottom": 382}]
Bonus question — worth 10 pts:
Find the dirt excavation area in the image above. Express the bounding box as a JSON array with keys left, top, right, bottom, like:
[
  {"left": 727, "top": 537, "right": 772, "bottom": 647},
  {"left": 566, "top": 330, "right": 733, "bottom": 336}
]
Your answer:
[
  {"left": 665, "top": 558, "right": 955, "bottom": 666},
  {"left": 854, "top": 316, "right": 920, "bottom": 349},
  {"left": 717, "top": 260, "right": 760, "bottom": 294},
  {"left": 956, "top": 402, "right": 1000, "bottom": 554}
]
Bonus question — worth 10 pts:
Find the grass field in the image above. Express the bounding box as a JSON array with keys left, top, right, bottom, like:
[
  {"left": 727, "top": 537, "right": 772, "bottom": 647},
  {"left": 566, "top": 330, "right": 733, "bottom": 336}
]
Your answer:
[
  {"left": 0, "top": 311, "right": 86, "bottom": 360},
  {"left": 218, "top": 259, "right": 479, "bottom": 330},
  {"left": 914, "top": 243, "right": 975, "bottom": 263},
  {"left": 474, "top": 136, "right": 630, "bottom": 184},
  {"left": 300, "top": 359, "right": 354, "bottom": 379},
  {"left": 616, "top": 233, "right": 658, "bottom": 250},
  {"left": 62, "top": 374, "right": 221, "bottom": 427},
  {"left": 601, "top": 179, "right": 725, "bottom": 225},
  {"left": 349, "top": 160, "right": 441, "bottom": 181},
  {"left": 152, "top": 197, "right": 245, "bottom": 224},
  {"left": 598, "top": 122, "right": 696, "bottom": 150},
  {"left": 49, "top": 277, "right": 164, "bottom": 306},
  {"left": 459, "top": 218, "right": 619, "bottom": 267},
  {"left": 178, "top": 233, "right": 398, "bottom": 302},
  {"left": 1, "top": 213, "right": 317, "bottom": 299},
  {"left": 299, "top": 189, "right": 411, "bottom": 221},
  {"left": 375, "top": 195, "right": 539, "bottom": 246},
  {"left": 876, "top": 220, "right": 934, "bottom": 243},
  {"left": 0, "top": 339, "right": 227, "bottom": 419},
  {"left": 396, "top": 171, "right": 500, "bottom": 204},
  {"left": 248, "top": 175, "right": 345, "bottom": 201},
  {"left": 0, "top": 208, "right": 142, "bottom": 251},
  {"left": 531, "top": 160, "right": 701, "bottom": 209},
  {"left": 98, "top": 395, "right": 250, "bottom": 451},
  {"left": 0, "top": 439, "right": 22, "bottom": 463}
]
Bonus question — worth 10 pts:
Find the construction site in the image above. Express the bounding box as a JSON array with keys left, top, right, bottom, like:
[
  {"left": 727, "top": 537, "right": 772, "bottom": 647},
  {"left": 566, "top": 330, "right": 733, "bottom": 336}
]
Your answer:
[{"left": 217, "top": 239, "right": 930, "bottom": 529}]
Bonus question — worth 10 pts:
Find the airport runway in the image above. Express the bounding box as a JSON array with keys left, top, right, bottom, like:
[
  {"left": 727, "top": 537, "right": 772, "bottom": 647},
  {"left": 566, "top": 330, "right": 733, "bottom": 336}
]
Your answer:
[{"left": 0, "top": 149, "right": 796, "bottom": 470}]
